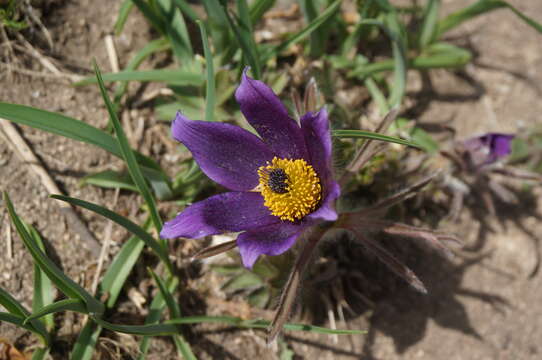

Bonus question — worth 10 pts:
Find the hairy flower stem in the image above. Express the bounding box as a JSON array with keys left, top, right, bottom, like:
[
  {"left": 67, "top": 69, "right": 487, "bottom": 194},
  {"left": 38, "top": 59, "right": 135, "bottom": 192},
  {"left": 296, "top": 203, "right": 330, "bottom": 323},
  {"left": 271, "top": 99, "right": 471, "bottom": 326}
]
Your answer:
[{"left": 267, "top": 224, "right": 330, "bottom": 344}]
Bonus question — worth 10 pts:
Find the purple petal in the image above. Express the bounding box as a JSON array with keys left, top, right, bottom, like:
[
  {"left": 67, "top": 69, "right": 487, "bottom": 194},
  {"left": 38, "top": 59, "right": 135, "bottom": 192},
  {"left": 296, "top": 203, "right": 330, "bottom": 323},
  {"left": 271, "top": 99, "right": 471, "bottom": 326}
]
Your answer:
[
  {"left": 463, "top": 133, "right": 514, "bottom": 167},
  {"left": 307, "top": 180, "right": 340, "bottom": 222},
  {"left": 160, "top": 192, "right": 278, "bottom": 239},
  {"left": 172, "top": 112, "right": 273, "bottom": 191},
  {"left": 235, "top": 70, "right": 308, "bottom": 160},
  {"left": 301, "top": 108, "right": 340, "bottom": 222},
  {"left": 236, "top": 222, "right": 304, "bottom": 268}
]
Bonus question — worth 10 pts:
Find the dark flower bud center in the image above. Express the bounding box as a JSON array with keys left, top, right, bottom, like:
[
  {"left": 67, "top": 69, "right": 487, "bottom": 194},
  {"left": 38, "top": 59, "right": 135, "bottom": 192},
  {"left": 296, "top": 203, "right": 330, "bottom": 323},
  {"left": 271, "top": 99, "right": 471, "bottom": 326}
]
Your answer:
[{"left": 268, "top": 168, "right": 289, "bottom": 194}]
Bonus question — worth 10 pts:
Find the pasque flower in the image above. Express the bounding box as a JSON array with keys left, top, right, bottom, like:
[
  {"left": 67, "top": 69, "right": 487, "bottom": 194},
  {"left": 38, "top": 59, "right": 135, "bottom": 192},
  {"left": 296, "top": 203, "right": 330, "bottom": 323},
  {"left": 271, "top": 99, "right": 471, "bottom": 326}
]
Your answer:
[
  {"left": 160, "top": 71, "right": 340, "bottom": 268},
  {"left": 460, "top": 132, "right": 514, "bottom": 170}
]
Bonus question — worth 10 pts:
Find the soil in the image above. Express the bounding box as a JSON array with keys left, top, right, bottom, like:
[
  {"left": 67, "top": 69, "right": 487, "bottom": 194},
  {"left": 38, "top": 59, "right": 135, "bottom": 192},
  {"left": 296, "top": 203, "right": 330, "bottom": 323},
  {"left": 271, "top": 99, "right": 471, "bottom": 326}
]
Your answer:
[{"left": 1, "top": 0, "right": 542, "bottom": 359}]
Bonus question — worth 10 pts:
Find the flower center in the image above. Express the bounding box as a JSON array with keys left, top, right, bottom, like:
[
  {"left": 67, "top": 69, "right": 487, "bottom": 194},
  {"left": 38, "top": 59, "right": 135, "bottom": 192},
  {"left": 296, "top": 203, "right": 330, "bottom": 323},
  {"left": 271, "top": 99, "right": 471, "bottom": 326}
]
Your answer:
[{"left": 258, "top": 157, "right": 322, "bottom": 221}]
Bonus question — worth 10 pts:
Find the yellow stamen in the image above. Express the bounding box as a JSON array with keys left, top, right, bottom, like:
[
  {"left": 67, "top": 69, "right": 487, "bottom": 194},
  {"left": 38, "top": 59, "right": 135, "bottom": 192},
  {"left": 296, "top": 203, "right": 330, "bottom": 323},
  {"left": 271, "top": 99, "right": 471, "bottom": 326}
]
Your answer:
[{"left": 258, "top": 157, "right": 321, "bottom": 221}]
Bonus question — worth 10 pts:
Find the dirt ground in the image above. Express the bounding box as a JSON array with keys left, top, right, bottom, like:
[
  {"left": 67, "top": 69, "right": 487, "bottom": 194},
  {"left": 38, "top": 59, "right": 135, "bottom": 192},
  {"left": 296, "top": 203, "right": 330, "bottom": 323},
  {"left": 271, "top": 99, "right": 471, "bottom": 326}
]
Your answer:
[{"left": 1, "top": 0, "right": 542, "bottom": 359}]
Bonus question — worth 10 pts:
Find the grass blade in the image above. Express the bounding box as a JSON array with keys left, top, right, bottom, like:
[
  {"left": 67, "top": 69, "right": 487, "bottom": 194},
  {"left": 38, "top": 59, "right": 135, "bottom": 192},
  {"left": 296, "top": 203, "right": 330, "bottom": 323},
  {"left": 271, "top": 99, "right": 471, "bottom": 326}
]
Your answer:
[
  {"left": 81, "top": 170, "right": 139, "bottom": 192},
  {"left": 71, "top": 320, "right": 101, "bottom": 360},
  {"left": 27, "top": 224, "right": 55, "bottom": 331},
  {"left": 114, "top": 0, "right": 134, "bottom": 35},
  {"left": 131, "top": 0, "right": 166, "bottom": 35},
  {"left": 0, "top": 313, "right": 50, "bottom": 345},
  {"left": 155, "top": 0, "right": 194, "bottom": 65},
  {"left": 93, "top": 317, "right": 179, "bottom": 336},
  {"left": 138, "top": 276, "right": 178, "bottom": 359},
  {"left": 4, "top": 192, "right": 104, "bottom": 315},
  {"left": 25, "top": 299, "right": 87, "bottom": 323},
  {"left": 31, "top": 348, "right": 49, "bottom": 360},
  {"left": 418, "top": 0, "right": 440, "bottom": 48},
  {"left": 148, "top": 270, "right": 196, "bottom": 360},
  {"left": 262, "top": 0, "right": 341, "bottom": 62},
  {"left": 0, "top": 102, "right": 162, "bottom": 171},
  {"left": 167, "top": 316, "right": 366, "bottom": 335},
  {"left": 332, "top": 129, "right": 421, "bottom": 148},
  {"left": 223, "top": 1, "right": 261, "bottom": 79},
  {"left": 93, "top": 62, "right": 163, "bottom": 234},
  {"left": 51, "top": 195, "right": 172, "bottom": 274},
  {"left": 197, "top": 20, "right": 216, "bottom": 122},
  {"left": 75, "top": 69, "right": 203, "bottom": 86},
  {"left": 249, "top": 0, "right": 275, "bottom": 25},
  {"left": 173, "top": 0, "right": 201, "bottom": 23},
  {"left": 436, "top": 0, "right": 542, "bottom": 37}
]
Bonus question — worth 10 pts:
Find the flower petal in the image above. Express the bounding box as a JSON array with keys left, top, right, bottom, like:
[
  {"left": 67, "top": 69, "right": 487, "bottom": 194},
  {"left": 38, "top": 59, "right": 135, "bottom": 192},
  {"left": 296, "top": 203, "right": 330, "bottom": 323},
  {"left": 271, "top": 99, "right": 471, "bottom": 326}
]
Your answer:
[
  {"left": 236, "top": 222, "right": 304, "bottom": 268},
  {"left": 463, "top": 133, "right": 514, "bottom": 167},
  {"left": 235, "top": 70, "right": 308, "bottom": 159},
  {"left": 301, "top": 108, "right": 340, "bottom": 222},
  {"left": 160, "top": 192, "right": 278, "bottom": 239},
  {"left": 307, "top": 180, "right": 340, "bottom": 222},
  {"left": 172, "top": 112, "right": 274, "bottom": 191}
]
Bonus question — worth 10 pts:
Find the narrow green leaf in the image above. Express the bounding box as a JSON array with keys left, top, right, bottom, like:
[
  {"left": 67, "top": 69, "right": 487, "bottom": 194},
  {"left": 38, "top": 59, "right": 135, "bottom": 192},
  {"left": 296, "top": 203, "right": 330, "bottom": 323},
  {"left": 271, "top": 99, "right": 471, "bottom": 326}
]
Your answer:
[
  {"left": 299, "top": 0, "right": 328, "bottom": 57},
  {"left": 437, "top": 0, "right": 542, "bottom": 37},
  {"left": 197, "top": 20, "right": 216, "bottom": 122},
  {"left": 31, "top": 347, "right": 49, "bottom": 360},
  {"left": 223, "top": 2, "right": 261, "bottom": 79},
  {"left": 148, "top": 270, "right": 196, "bottom": 360},
  {"left": 71, "top": 320, "right": 101, "bottom": 360},
  {"left": 75, "top": 69, "right": 203, "bottom": 86},
  {"left": 249, "top": 0, "right": 275, "bottom": 25},
  {"left": 155, "top": 0, "right": 194, "bottom": 65},
  {"left": 131, "top": 0, "right": 166, "bottom": 35},
  {"left": 3, "top": 192, "right": 104, "bottom": 315},
  {"left": 101, "top": 235, "right": 145, "bottom": 307},
  {"left": 173, "top": 0, "right": 201, "bottom": 23},
  {"left": 262, "top": 0, "right": 341, "bottom": 62},
  {"left": 25, "top": 299, "right": 87, "bottom": 323},
  {"left": 0, "top": 287, "right": 30, "bottom": 318},
  {"left": 81, "top": 170, "right": 138, "bottom": 192},
  {"left": 113, "top": 38, "right": 171, "bottom": 105},
  {"left": 138, "top": 276, "right": 178, "bottom": 359},
  {"left": 0, "top": 313, "right": 49, "bottom": 345},
  {"left": 418, "top": 0, "right": 440, "bottom": 48},
  {"left": 365, "top": 77, "right": 389, "bottom": 115},
  {"left": 93, "top": 62, "right": 163, "bottom": 235},
  {"left": 28, "top": 224, "right": 55, "bottom": 331},
  {"left": 93, "top": 317, "right": 179, "bottom": 336},
  {"left": 167, "top": 316, "right": 366, "bottom": 335},
  {"left": 332, "top": 129, "right": 421, "bottom": 148},
  {"left": 223, "top": 272, "right": 264, "bottom": 292},
  {"left": 0, "top": 102, "right": 162, "bottom": 171},
  {"left": 114, "top": 0, "right": 134, "bottom": 35},
  {"left": 51, "top": 195, "right": 172, "bottom": 274}
]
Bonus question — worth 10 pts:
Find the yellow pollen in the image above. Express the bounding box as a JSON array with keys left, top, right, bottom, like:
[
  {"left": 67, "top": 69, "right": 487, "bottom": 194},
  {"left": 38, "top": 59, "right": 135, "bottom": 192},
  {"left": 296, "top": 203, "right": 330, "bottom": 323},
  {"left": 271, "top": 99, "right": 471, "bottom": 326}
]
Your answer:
[{"left": 258, "top": 157, "right": 322, "bottom": 222}]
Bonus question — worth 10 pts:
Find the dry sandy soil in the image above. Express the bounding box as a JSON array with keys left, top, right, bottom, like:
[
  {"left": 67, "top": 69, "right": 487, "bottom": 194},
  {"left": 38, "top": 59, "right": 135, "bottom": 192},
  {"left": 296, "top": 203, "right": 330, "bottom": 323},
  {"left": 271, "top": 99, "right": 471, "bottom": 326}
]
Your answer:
[{"left": 1, "top": 0, "right": 542, "bottom": 359}]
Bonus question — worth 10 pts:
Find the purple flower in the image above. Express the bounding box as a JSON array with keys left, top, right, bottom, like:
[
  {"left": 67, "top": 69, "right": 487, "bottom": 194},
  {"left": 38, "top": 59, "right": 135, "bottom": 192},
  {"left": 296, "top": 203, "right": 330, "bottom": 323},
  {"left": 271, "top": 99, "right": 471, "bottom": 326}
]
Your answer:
[
  {"left": 462, "top": 133, "right": 514, "bottom": 169},
  {"left": 160, "top": 71, "right": 340, "bottom": 268}
]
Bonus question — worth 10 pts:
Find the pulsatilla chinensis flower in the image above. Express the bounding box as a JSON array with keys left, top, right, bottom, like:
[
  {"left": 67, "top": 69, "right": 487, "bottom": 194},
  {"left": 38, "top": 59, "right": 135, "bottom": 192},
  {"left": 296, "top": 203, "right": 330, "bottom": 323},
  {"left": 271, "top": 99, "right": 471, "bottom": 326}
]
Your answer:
[
  {"left": 160, "top": 71, "right": 340, "bottom": 268},
  {"left": 460, "top": 132, "right": 514, "bottom": 170}
]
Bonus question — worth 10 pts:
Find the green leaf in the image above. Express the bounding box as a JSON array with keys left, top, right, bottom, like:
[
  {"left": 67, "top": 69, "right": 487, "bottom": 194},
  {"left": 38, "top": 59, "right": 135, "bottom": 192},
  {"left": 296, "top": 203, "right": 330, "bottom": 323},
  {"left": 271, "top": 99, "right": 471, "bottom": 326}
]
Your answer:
[
  {"left": 148, "top": 270, "right": 196, "bottom": 360},
  {"left": 436, "top": 0, "right": 542, "bottom": 37},
  {"left": 71, "top": 320, "right": 101, "bottom": 360},
  {"left": 31, "top": 348, "right": 49, "bottom": 360},
  {"left": 100, "top": 236, "right": 145, "bottom": 307},
  {"left": 167, "top": 316, "right": 366, "bottom": 335},
  {"left": 249, "top": 0, "right": 275, "bottom": 25},
  {"left": 27, "top": 224, "right": 55, "bottom": 331},
  {"left": 223, "top": 272, "right": 264, "bottom": 292},
  {"left": 248, "top": 288, "right": 270, "bottom": 308},
  {"left": 80, "top": 170, "right": 138, "bottom": 192},
  {"left": 4, "top": 192, "right": 104, "bottom": 315},
  {"left": 94, "top": 317, "right": 179, "bottom": 336},
  {"left": 0, "top": 102, "right": 163, "bottom": 172},
  {"left": 409, "top": 126, "right": 440, "bottom": 154},
  {"left": 223, "top": 1, "right": 261, "bottom": 79},
  {"left": 131, "top": 0, "right": 166, "bottom": 35},
  {"left": 0, "top": 313, "right": 49, "bottom": 345},
  {"left": 418, "top": 0, "right": 440, "bottom": 48},
  {"left": 197, "top": 20, "right": 216, "bottom": 122},
  {"left": 155, "top": 0, "right": 194, "bottom": 65},
  {"left": 75, "top": 69, "right": 203, "bottom": 86},
  {"left": 51, "top": 195, "right": 171, "bottom": 274},
  {"left": 173, "top": 0, "right": 201, "bottom": 23},
  {"left": 138, "top": 276, "right": 179, "bottom": 359},
  {"left": 114, "top": 0, "right": 134, "bottom": 35},
  {"left": 25, "top": 299, "right": 87, "bottom": 323},
  {"left": 332, "top": 129, "right": 421, "bottom": 148},
  {"left": 262, "top": 0, "right": 341, "bottom": 62},
  {"left": 93, "top": 62, "right": 164, "bottom": 236}
]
